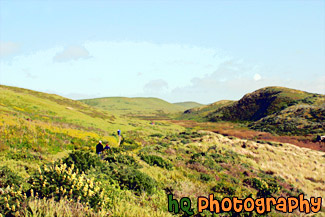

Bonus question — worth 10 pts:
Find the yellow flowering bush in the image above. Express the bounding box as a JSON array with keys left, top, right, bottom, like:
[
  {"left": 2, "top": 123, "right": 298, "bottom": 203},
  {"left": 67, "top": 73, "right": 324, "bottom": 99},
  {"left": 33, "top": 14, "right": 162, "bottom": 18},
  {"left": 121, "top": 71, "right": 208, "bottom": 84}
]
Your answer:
[
  {"left": 28, "top": 162, "right": 109, "bottom": 211},
  {"left": 0, "top": 185, "right": 26, "bottom": 216}
]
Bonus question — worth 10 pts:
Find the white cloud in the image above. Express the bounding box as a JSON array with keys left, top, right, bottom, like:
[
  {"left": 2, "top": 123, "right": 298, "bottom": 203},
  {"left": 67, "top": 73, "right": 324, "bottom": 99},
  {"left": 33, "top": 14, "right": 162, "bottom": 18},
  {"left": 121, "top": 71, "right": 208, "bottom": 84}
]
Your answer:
[
  {"left": 253, "top": 73, "right": 262, "bottom": 81},
  {"left": 144, "top": 79, "right": 168, "bottom": 93},
  {"left": 53, "top": 45, "right": 90, "bottom": 62},
  {"left": 0, "top": 41, "right": 20, "bottom": 58}
]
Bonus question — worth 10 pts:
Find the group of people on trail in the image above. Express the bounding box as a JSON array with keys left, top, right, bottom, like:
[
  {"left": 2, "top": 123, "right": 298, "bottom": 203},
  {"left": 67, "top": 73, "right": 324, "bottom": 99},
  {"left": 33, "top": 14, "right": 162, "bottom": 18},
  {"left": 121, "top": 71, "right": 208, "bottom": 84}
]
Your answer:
[
  {"left": 96, "top": 140, "right": 110, "bottom": 155},
  {"left": 96, "top": 129, "right": 122, "bottom": 156}
]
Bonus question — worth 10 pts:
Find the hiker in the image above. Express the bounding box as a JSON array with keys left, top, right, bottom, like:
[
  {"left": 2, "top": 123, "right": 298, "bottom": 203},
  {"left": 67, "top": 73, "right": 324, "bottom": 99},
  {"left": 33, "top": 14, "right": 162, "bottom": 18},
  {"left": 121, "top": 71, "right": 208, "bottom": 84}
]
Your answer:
[
  {"left": 96, "top": 140, "right": 104, "bottom": 155},
  {"left": 316, "top": 135, "right": 325, "bottom": 144},
  {"left": 117, "top": 129, "right": 122, "bottom": 145},
  {"left": 104, "top": 143, "right": 111, "bottom": 151}
]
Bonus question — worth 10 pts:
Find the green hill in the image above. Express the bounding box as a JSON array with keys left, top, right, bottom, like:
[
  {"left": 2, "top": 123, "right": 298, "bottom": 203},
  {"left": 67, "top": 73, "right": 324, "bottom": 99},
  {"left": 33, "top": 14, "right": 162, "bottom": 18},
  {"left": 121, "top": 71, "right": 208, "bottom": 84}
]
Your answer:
[
  {"left": 208, "top": 86, "right": 324, "bottom": 120},
  {"left": 181, "top": 87, "right": 325, "bottom": 135},
  {"left": 0, "top": 85, "right": 183, "bottom": 153},
  {"left": 80, "top": 97, "right": 200, "bottom": 116},
  {"left": 173, "top": 101, "right": 203, "bottom": 110},
  {"left": 179, "top": 100, "right": 235, "bottom": 121}
]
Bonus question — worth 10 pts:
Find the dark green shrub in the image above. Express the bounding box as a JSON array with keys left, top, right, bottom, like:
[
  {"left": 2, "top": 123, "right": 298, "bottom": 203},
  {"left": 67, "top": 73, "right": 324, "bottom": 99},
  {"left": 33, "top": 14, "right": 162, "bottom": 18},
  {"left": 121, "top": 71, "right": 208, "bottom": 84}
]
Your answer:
[
  {"left": 107, "top": 147, "right": 122, "bottom": 154},
  {"left": 97, "top": 163, "right": 157, "bottom": 195},
  {"left": 200, "top": 173, "right": 212, "bottom": 182},
  {"left": 0, "top": 166, "right": 23, "bottom": 188},
  {"left": 150, "top": 133, "right": 163, "bottom": 138},
  {"left": 104, "top": 153, "right": 140, "bottom": 168},
  {"left": 140, "top": 155, "right": 173, "bottom": 170},
  {"left": 181, "top": 139, "right": 190, "bottom": 144},
  {"left": 117, "top": 167, "right": 157, "bottom": 195},
  {"left": 63, "top": 151, "right": 102, "bottom": 173},
  {"left": 243, "top": 177, "right": 280, "bottom": 197},
  {"left": 189, "top": 152, "right": 205, "bottom": 164},
  {"left": 212, "top": 182, "right": 236, "bottom": 196},
  {"left": 158, "top": 141, "right": 172, "bottom": 147}
]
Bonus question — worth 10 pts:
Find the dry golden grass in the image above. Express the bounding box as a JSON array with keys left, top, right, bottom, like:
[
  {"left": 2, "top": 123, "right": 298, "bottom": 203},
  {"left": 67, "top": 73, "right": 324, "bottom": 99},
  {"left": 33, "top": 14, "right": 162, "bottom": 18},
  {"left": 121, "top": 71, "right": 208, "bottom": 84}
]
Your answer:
[
  {"left": 23, "top": 198, "right": 108, "bottom": 217},
  {"left": 194, "top": 131, "right": 325, "bottom": 208}
]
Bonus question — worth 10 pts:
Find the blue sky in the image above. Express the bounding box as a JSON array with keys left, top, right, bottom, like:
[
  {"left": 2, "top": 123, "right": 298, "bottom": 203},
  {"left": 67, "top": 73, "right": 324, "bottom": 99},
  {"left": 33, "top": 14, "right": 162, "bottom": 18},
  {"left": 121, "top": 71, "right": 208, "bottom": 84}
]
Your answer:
[{"left": 0, "top": 0, "right": 324, "bottom": 104}]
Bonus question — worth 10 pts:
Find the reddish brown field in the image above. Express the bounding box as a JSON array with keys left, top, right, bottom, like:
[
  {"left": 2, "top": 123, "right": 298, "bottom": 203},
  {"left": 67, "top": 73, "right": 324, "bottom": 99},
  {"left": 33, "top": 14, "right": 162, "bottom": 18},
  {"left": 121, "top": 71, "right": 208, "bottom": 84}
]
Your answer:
[{"left": 168, "top": 120, "right": 325, "bottom": 152}]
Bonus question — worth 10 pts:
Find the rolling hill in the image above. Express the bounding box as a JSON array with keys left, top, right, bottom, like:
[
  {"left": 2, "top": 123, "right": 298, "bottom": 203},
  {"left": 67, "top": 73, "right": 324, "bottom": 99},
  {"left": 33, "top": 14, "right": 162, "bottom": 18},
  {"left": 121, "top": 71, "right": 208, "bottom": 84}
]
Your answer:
[
  {"left": 180, "top": 100, "right": 235, "bottom": 121},
  {"left": 80, "top": 97, "right": 201, "bottom": 116},
  {"left": 173, "top": 101, "right": 202, "bottom": 110},
  {"left": 0, "top": 85, "right": 184, "bottom": 154},
  {"left": 181, "top": 86, "right": 325, "bottom": 135}
]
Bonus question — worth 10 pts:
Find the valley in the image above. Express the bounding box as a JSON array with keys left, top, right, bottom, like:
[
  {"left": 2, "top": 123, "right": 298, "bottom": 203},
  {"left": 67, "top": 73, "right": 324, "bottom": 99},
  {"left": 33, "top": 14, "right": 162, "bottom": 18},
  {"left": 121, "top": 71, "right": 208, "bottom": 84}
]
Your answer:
[{"left": 0, "top": 85, "right": 324, "bottom": 216}]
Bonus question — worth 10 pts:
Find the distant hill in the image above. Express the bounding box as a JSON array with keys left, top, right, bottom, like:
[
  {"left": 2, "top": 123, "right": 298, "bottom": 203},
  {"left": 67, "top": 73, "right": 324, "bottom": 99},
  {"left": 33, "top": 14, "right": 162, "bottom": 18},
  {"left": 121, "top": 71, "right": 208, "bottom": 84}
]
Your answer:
[
  {"left": 80, "top": 97, "right": 200, "bottom": 116},
  {"left": 179, "top": 100, "right": 234, "bottom": 121},
  {"left": 173, "top": 101, "right": 202, "bottom": 110},
  {"left": 181, "top": 86, "right": 325, "bottom": 135}
]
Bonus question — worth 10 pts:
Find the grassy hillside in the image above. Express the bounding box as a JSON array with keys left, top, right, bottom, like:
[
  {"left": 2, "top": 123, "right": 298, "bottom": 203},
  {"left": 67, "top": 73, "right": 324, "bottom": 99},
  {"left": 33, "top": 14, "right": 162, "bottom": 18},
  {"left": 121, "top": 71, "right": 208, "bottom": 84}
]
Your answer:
[
  {"left": 0, "top": 85, "right": 184, "bottom": 154},
  {"left": 173, "top": 101, "right": 203, "bottom": 110},
  {"left": 80, "top": 97, "right": 198, "bottom": 117},
  {"left": 178, "top": 100, "right": 234, "bottom": 121},
  {"left": 0, "top": 85, "right": 324, "bottom": 216},
  {"left": 208, "top": 86, "right": 324, "bottom": 121},
  {"left": 180, "top": 87, "right": 325, "bottom": 135}
]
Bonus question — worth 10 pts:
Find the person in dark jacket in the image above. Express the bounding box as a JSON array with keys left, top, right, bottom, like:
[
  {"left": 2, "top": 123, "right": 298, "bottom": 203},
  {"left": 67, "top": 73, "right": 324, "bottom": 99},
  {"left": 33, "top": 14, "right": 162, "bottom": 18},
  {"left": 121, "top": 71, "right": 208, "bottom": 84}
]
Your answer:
[
  {"left": 104, "top": 143, "right": 110, "bottom": 151},
  {"left": 96, "top": 141, "right": 104, "bottom": 155}
]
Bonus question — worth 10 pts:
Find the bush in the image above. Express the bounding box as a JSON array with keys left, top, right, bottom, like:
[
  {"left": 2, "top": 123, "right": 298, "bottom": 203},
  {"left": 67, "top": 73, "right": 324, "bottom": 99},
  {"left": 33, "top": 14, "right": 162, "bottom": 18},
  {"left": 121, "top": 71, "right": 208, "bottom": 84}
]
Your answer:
[
  {"left": 116, "top": 167, "right": 157, "bottom": 195},
  {"left": 63, "top": 151, "right": 102, "bottom": 173},
  {"left": 97, "top": 162, "right": 157, "bottom": 195},
  {"left": 104, "top": 153, "right": 140, "bottom": 168},
  {"left": 28, "top": 163, "right": 109, "bottom": 211},
  {"left": 140, "top": 155, "right": 173, "bottom": 170},
  {"left": 243, "top": 177, "right": 280, "bottom": 197},
  {"left": 189, "top": 152, "right": 205, "bottom": 164},
  {"left": 150, "top": 133, "right": 164, "bottom": 138},
  {"left": 0, "top": 185, "right": 26, "bottom": 216},
  {"left": 212, "top": 182, "right": 237, "bottom": 196},
  {"left": 0, "top": 166, "right": 23, "bottom": 188},
  {"left": 181, "top": 139, "right": 190, "bottom": 144},
  {"left": 106, "top": 147, "right": 122, "bottom": 154},
  {"left": 200, "top": 174, "right": 212, "bottom": 182}
]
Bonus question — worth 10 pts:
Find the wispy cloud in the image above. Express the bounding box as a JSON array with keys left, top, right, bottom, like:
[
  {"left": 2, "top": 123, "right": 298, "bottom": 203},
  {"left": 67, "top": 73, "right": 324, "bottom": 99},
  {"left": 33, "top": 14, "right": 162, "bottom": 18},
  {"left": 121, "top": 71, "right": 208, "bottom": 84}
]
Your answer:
[
  {"left": 0, "top": 41, "right": 20, "bottom": 58},
  {"left": 144, "top": 79, "right": 168, "bottom": 94},
  {"left": 53, "top": 45, "right": 90, "bottom": 62}
]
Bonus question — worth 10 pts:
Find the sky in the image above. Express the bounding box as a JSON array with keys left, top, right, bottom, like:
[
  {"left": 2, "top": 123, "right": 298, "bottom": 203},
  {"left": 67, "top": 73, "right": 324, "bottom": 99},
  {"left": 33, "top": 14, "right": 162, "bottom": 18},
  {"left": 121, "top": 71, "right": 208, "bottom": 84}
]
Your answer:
[{"left": 0, "top": 0, "right": 324, "bottom": 104}]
